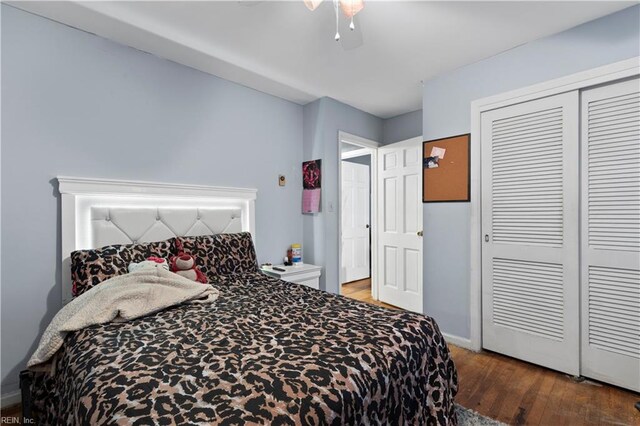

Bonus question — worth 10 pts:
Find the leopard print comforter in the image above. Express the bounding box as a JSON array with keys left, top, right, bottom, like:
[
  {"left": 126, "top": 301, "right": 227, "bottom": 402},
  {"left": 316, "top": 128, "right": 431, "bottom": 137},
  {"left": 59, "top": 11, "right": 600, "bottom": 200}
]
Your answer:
[{"left": 30, "top": 273, "right": 458, "bottom": 425}]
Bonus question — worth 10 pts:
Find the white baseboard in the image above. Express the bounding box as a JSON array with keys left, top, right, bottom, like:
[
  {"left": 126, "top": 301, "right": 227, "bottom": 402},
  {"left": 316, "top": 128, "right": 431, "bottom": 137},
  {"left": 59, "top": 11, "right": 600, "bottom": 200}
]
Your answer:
[
  {"left": 1, "top": 390, "right": 21, "bottom": 408},
  {"left": 442, "top": 332, "right": 476, "bottom": 351}
]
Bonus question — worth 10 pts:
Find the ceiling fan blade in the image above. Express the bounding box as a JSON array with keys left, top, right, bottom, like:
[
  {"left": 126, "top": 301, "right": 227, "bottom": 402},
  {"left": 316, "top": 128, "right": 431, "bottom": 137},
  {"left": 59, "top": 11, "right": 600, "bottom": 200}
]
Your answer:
[{"left": 339, "top": 15, "right": 364, "bottom": 51}]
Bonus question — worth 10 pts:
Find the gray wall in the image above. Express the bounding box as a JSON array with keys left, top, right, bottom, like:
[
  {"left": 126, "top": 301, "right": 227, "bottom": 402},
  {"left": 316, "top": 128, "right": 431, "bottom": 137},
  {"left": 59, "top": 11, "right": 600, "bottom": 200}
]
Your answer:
[
  {"left": 303, "top": 98, "right": 382, "bottom": 293},
  {"left": 382, "top": 109, "right": 422, "bottom": 145},
  {"left": 421, "top": 5, "right": 640, "bottom": 339},
  {"left": 1, "top": 5, "right": 304, "bottom": 394}
]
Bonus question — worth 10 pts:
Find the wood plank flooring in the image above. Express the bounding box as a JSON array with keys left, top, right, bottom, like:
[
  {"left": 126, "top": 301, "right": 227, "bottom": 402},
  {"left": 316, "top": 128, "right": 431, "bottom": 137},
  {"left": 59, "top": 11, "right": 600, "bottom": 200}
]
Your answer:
[
  {"left": 343, "top": 278, "right": 640, "bottom": 426},
  {"left": 4, "top": 280, "right": 638, "bottom": 425},
  {"left": 450, "top": 345, "right": 639, "bottom": 425},
  {"left": 341, "top": 278, "right": 399, "bottom": 310}
]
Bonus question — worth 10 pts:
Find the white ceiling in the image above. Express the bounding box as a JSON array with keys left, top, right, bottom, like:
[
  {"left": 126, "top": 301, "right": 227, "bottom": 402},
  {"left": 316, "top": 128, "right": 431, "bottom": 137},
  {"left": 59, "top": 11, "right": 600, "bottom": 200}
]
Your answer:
[{"left": 11, "top": 1, "right": 634, "bottom": 118}]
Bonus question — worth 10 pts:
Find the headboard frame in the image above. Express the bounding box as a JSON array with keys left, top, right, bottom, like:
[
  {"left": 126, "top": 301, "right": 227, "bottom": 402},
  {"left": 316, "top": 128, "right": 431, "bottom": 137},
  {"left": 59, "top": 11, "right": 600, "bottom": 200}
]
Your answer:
[{"left": 58, "top": 177, "right": 257, "bottom": 304}]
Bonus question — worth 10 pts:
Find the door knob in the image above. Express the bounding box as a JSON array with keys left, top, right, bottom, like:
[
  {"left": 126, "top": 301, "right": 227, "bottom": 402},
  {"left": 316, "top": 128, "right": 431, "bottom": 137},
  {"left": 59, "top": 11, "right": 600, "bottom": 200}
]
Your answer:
[
  {"left": 417, "top": 231, "right": 424, "bottom": 237},
  {"left": 366, "top": 224, "right": 370, "bottom": 229}
]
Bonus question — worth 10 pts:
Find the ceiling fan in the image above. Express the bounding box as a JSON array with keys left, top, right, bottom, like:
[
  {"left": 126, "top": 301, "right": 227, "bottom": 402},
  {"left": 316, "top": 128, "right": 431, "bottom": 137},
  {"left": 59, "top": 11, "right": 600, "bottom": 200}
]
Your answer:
[
  {"left": 239, "top": 0, "right": 365, "bottom": 50},
  {"left": 304, "top": 0, "right": 364, "bottom": 42}
]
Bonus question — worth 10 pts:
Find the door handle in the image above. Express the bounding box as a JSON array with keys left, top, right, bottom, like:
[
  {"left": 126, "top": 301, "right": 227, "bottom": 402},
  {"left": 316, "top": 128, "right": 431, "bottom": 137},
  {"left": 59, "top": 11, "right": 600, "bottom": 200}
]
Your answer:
[
  {"left": 417, "top": 231, "right": 424, "bottom": 237},
  {"left": 366, "top": 224, "right": 370, "bottom": 229}
]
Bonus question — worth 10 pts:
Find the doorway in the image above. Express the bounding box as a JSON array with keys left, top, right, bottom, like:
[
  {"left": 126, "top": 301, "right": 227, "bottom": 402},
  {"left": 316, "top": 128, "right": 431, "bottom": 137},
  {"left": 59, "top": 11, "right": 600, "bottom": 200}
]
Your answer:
[
  {"left": 338, "top": 132, "right": 379, "bottom": 302},
  {"left": 341, "top": 157, "right": 371, "bottom": 283},
  {"left": 338, "top": 133, "right": 424, "bottom": 314},
  {"left": 377, "top": 137, "right": 424, "bottom": 313}
]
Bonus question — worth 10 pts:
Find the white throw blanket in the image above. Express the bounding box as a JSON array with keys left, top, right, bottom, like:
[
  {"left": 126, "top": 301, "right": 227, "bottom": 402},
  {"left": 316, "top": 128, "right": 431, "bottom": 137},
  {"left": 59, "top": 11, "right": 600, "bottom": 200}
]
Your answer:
[{"left": 28, "top": 266, "right": 219, "bottom": 370}]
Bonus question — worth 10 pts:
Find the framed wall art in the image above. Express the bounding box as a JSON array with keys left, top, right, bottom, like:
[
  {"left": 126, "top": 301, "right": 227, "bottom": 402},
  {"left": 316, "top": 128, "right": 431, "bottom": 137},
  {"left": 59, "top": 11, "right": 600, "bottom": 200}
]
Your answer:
[{"left": 302, "top": 159, "right": 322, "bottom": 213}]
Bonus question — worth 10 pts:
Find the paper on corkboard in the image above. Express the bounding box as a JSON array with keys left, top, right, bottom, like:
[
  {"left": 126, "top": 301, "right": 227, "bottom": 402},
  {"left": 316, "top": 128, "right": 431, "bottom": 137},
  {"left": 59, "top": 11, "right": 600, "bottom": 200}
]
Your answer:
[{"left": 423, "top": 134, "right": 470, "bottom": 202}]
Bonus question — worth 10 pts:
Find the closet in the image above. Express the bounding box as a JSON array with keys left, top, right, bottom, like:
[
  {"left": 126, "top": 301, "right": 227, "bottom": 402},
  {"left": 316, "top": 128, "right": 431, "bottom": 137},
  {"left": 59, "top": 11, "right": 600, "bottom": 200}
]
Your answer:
[{"left": 481, "top": 77, "right": 639, "bottom": 392}]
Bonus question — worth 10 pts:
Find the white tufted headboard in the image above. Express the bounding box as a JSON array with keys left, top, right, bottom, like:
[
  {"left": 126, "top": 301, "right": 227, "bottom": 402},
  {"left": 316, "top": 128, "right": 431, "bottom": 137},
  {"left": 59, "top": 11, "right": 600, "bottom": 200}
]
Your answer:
[
  {"left": 90, "top": 207, "right": 243, "bottom": 247},
  {"left": 58, "top": 177, "right": 257, "bottom": 304}
]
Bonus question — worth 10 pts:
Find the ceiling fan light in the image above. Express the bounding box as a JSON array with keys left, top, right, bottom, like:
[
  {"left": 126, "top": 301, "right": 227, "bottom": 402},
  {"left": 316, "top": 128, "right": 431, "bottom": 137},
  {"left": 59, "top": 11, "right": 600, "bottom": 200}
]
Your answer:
[
  {"left": 340, "top": 0, "right": 364, "bottom": 18},
  {"left": 304, "top": 0, "right": 323, "bottom": 11}
]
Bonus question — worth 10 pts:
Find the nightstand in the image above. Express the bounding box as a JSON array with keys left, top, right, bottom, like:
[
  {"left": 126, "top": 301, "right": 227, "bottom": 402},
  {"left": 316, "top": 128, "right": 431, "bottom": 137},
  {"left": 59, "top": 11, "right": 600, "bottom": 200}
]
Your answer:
[{"left": 261, "top": 264, "right": 322, "bottom": 290}]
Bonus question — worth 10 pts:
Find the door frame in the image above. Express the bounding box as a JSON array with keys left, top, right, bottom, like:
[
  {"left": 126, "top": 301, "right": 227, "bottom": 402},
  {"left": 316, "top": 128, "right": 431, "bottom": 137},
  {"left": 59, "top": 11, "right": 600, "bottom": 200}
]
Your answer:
[
  {"left": 338, "top": 131, "right": 380, "bottom": 298},
  {"left": 469, "top": 56, "right": 640, "bottom": 352}
]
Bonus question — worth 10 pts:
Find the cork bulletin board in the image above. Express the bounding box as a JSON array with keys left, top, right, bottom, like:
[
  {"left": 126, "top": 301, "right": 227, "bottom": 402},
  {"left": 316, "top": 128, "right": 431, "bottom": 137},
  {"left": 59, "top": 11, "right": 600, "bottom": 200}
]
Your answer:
[{"left": 423, "top": 134, "right": 470, "bottom": 202}]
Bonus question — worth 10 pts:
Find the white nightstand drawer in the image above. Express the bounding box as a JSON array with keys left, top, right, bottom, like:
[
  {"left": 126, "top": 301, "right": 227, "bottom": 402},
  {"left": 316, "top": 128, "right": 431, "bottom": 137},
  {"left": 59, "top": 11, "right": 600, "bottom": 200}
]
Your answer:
[
  {"left": 294, "top": 277, "right": 320, "bottom": 290},
  {"left": 262, "top": 264, "right": 322, "bottom": 290}
]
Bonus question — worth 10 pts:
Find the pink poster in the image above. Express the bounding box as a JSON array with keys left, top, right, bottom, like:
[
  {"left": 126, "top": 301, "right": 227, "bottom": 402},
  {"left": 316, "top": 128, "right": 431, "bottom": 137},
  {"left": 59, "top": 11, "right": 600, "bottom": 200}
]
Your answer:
[
  {"left": 302, "top": 188, "right": 321, "bottom": 213},
  {"left": 302, "top": 159, "right": 321, "bottom": 213}
]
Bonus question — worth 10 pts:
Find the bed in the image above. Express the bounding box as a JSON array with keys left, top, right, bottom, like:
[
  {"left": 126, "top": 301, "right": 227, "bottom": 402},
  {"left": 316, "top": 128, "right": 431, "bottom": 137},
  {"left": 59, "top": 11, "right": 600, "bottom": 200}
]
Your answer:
[{"left": 25, "top": 177, "right": 458, "bottom": 425}]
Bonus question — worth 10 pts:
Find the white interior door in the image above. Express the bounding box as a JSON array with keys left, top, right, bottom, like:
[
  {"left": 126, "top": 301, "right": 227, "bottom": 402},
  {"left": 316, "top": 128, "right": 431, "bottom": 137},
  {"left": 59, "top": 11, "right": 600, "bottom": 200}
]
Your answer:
[
  {"left": 481, "top": 91, "right": 580, "bottom": 375},
  {"left": 377, "top": 138, "right": 423, "bottom": 312},
  {"left": 580, "top": 77, "right": 640, "bottom": 392},
  {"left": 341, "top": 161, "right": 371, "bottom": 283}
]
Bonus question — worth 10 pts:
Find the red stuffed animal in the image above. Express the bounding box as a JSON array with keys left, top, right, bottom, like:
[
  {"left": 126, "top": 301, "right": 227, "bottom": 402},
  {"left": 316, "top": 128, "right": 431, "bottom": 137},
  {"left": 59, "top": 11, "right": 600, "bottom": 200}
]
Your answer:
[{"left": 170, "top": 254, "right": 207, "bottom": 283}]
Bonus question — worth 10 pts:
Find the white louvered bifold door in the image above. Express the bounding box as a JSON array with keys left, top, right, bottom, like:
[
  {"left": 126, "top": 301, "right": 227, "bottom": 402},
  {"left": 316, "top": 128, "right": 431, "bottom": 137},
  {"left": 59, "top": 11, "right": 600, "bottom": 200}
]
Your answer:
[
  {"left": 481, "top": 91, "right": 580, "bottom": 375},
  {"left": 580, "top": 77, "right": 640, "bottom": 392}
]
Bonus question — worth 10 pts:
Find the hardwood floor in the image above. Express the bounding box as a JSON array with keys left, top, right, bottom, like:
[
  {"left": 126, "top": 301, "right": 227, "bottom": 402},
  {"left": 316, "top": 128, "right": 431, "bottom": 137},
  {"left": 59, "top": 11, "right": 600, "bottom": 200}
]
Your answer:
[
  {"left": 4, "top": 282, "right": 638, "bottom": 425},
  {"left": 344, "top": 278, "right": 640, "bottom": 426},
  {"left": 450, "top": 345, "right": 639, "bottom": 426},
  {"left": 341, "top": 278, "right": 399, "bottom": 310}
]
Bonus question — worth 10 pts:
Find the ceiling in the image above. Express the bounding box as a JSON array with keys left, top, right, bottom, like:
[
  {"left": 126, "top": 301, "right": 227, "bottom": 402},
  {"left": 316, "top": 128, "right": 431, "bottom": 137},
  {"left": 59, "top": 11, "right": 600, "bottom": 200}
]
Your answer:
[{"left": 10, "top": 1, "right": 634, "bottom": 118}]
